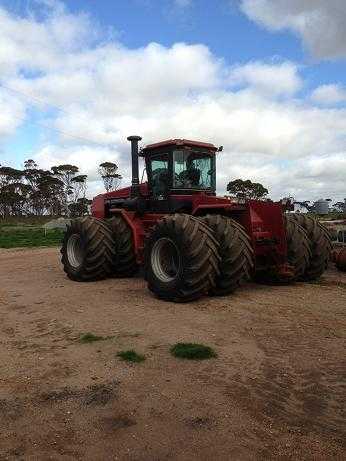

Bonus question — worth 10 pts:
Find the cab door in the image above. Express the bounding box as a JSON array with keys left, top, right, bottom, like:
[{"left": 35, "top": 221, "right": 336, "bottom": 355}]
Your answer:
[{"left": 147, "top": 152, "right": 172, "bottom": 212}]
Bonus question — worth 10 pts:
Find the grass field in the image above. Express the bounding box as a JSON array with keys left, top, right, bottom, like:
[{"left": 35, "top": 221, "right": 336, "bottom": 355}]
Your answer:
[{"left": 0, "top": 224, "right": 63, "bottom": 248}]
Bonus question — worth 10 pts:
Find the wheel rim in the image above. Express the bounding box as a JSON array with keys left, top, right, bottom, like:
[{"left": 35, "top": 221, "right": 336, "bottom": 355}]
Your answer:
[
  {"left": 151, "top": 237, "right": 181, "bottom": 283},
  {"left": 67, "top": 234, "right": 84, "bottom": 268}
]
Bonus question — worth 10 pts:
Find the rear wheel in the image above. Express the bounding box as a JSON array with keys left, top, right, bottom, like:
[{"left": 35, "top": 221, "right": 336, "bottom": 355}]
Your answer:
[
  {"left": 145, "top": 214, "right": 220, "bottom": 302},
  {"left": 290, "top": 214, "right": 332, "bottom": 280},
  {"left": 108, "top": 215, "right": 138, "bottom": 277},
  {"left": 200, "top": 215, "right": 254, "bottom": 296},
  {"left": 335, "top": 248, "right": 346, "bottom": 272},
  {"left": 61, "top": 217, "right": 115, "bottom": 281},
  {"left": 285, "top": 216, "right": 311, "bottom": 280}
]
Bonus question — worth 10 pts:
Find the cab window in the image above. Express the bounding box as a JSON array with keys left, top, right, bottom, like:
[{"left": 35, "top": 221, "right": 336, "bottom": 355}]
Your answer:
[
  {"left": 150, "top": 154, "right": 169, "bottom": 196},
  {"left": 173, "top": 150, "right": 214, "bottom": 189}
]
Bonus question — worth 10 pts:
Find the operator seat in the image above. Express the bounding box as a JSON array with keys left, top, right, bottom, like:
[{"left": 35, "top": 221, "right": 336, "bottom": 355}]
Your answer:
[
  {"left": 178, "top": 167, "right": 201, "bottom": 187},
  {"left": 152, "top": 168, "right": 169, "bottom": 196}
]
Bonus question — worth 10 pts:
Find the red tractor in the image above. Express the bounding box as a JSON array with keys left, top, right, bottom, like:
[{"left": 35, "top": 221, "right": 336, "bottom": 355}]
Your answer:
[{"left": 61, "top": 136, "right": 332, "bottom": 302}]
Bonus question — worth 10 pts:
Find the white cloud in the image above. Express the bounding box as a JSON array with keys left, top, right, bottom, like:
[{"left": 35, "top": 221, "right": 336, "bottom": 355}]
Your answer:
[
  {"left": 311, "top": 84, "right": 346, "bottom": 105},
  {"left": 228, "top": 61, "right": 302, "bottom": 96},
  {"left": 240, "top": 0, "right": 346, "bottom": 60},
  {"left": 0, "top": 2, "right": 99, "bottom": 78},
  {"left": 0, "top": 1, "right": 346, "bottom": 203},
  {"left": 279, "top": 153, "right": 346, "bottom": 200},
  {"left": 0, "top": 90, "right": 26, "bottom": 138}
]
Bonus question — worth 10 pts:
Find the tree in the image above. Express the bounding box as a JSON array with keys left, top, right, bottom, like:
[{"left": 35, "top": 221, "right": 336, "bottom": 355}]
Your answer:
[
  {"left": 0, "top": 166, "right": 24, "bottom": 216},
  {"left": 23, "top": 160, "right": 46, "bottom": 215},
  {"left": 51, "top": 164, "right": 80, "bottom": 215},
  {"left": 23, "top": 159, "right": 38, "bottom": 171},
  {"left": 98, "top": 161, "right": 122, "bottom": 192},
  {"left": 68, "top": 197, "right": 91, "bottom": 217},
  {"left": 71, "top": 174, "right": 87, "bottom": 203},
  {"left": 226, "top": 179, "right": 269, "bottom": 200},
  {"left": 51, "top": 164, "right": 79, "bottom": 192},
  {"left": 0, "top": 159, "right": 88, "bottom": 218},
  {"left": 32, "top": 171, "right": 63, "bottom": 216},
  {"left": 333, "top": 201, "right": 346, "bottom": 213}
]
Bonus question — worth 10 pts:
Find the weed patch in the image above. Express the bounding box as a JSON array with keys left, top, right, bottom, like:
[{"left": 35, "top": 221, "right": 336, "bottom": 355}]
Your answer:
[
  {"left": 170, "top": 342, "right": 217, "bottom": 360},
  {"left": 79, "top": 333, "right": 108, "bottom": 344},
  {"left": 117, "top": 350, "right": 145, "bottom": 363}
]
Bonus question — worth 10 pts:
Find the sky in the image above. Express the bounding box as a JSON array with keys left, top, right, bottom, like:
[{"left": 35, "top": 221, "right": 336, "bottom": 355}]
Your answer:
[{"left": 0, "top": 0, "right": 346, "bottom": 202}]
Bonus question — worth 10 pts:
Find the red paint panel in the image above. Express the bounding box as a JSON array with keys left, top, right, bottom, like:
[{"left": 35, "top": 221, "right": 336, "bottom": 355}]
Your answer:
[{"left": 91, "top": 194, "right": 105, "bottom": 219}]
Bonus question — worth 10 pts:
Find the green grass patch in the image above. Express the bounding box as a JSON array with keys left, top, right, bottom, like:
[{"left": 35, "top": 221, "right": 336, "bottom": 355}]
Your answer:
[
  {"left": 117, "top": 350, "right": 146, "bottom": 363},
  {"left": 79, "top": 332, "right": 108, "bottom": 344},
  {"left": 170, "top": 343, "right": 217, "bottom": 360},
  {"left": 0, "top": 227, "right": 63, "bottom": 248},
  {"left": 0, "top": 216, "right": 55, "bottom": 227}
]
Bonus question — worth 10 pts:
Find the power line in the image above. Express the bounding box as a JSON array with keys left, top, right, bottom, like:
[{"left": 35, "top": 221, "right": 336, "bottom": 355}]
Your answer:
[
  {"left": 0, "top": 82, "right": 95, "bottom": 126},
  {"left": 8, "top": 111, "right": 114, "bottom": 146},
  {"left": 0, "top": 82, "right": 115, "bottom": 146}
]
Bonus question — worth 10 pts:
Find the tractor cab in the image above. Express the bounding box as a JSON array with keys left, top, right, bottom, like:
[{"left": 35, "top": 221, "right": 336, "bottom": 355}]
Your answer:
[{"left": 140, "top": 139, "right": 219, "bottom": 198}]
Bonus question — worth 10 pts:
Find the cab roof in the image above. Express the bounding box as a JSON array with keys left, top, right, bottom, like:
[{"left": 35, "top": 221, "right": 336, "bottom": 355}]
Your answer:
[{"left": 140, "top": 138, "right": 218, "bottom": 155}]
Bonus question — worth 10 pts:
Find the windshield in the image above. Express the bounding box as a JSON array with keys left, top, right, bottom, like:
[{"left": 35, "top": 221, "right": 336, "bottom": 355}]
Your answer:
[{"left": 173, "top": 150, "right": 215, "bottom": 190}]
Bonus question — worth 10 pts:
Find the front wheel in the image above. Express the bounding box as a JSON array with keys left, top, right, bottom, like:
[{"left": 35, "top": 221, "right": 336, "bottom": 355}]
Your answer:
[
  {"left": 61, "top": 217, "right": 115, "bottom": 282},
  {"left": 145, "top": 214, "right": 220, "bottom": 302}
]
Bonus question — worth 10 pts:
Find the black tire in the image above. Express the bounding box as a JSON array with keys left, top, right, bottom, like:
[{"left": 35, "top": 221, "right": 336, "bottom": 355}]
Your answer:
[
  {"left": 290, "top": 214, "right": 332, "bottom": 280},
  {"left": 145, "top": 214, "right": 220, "bottom": 302},
  {"left": 335, "top": 249, "right": 346, "bottom": 272},
  {"left": 108, "top": 215, "right": 138, "bottom": 277},
  {"left": 61, "top": 217, "right": 115, "bottom": 282},
  {"left": 200, "top": 215, "right": 254, "bottom": 296},
  {"left": 285, "top": 216, "right": 311, "bottom": 280}
]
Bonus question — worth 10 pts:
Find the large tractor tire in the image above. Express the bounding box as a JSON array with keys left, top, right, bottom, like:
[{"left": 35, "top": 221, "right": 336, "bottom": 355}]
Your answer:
[
  {"left": 200, "top": 215, "right": 254, "bottom": 296},
  {"left": 61, "top": 217, "right": 115, "bottom": 282},
  {"left": 145, "top": 214, "right": 220, "bottom": 302},
  {"left": 285, "top": 216, "right": 311, "bottom": 280},
  {"left": 334, "top": 248, "right": 346, "bottom": 272},
  {"left": 108, "top": 215, "right": 138, "bottom": 277},
  {"left": 290, "top": 214, "right": 332, "bottom": 280}
]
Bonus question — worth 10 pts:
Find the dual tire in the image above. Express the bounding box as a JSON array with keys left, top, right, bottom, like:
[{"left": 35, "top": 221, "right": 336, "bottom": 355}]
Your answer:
[
  {"left": 145, "top": 213, "right": 331, "bottom": 300},
  {"left": 285, "top": 217, "right": 311, "bottom": 280},
  {"left": 145, "top": 214, "right": 254, "bottom": 301},
  {"left": 108, "top": 216, "right": 138, "bottom": 277},
  {"left": 61, "top": 215, "right": 138, "bottom": 282},
  {"left": 145, "top": 214, "right": 220, "bottom": 302},
  {"left": 200, "top": 215, "right": 254, "bottom": 296},
  {"left": 61, "top": 217, "right": 115, "bottom": 281},
  {"left": 287, "top": 214, "right": 332, "bottom": 280},
  {"left": 262, "top": 215, "right": 331, "bottom": 282}
]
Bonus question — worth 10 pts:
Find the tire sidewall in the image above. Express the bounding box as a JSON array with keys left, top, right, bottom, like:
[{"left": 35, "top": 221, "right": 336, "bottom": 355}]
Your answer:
[
  {"left": 145, "top": 225, "right": 189, "bottom": 297},
  {"left": 61, "top": 220, "right": 89, "bottom": 279}
]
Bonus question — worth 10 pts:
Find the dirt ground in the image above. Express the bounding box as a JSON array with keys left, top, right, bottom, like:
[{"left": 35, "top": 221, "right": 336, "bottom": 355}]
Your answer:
[{"left": 0, "top": 248, "right": 345, "bottom": 461}]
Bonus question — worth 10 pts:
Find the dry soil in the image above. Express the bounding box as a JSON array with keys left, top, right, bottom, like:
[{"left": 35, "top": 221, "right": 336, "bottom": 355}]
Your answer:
[{"left": 0, "top": 248, "right": 345, "bottom": 460}]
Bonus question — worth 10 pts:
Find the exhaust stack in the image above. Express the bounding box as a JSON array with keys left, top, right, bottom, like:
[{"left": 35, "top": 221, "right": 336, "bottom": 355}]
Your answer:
[{"left": 127, "top": 135, "right": 142, "bottom": 197}]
